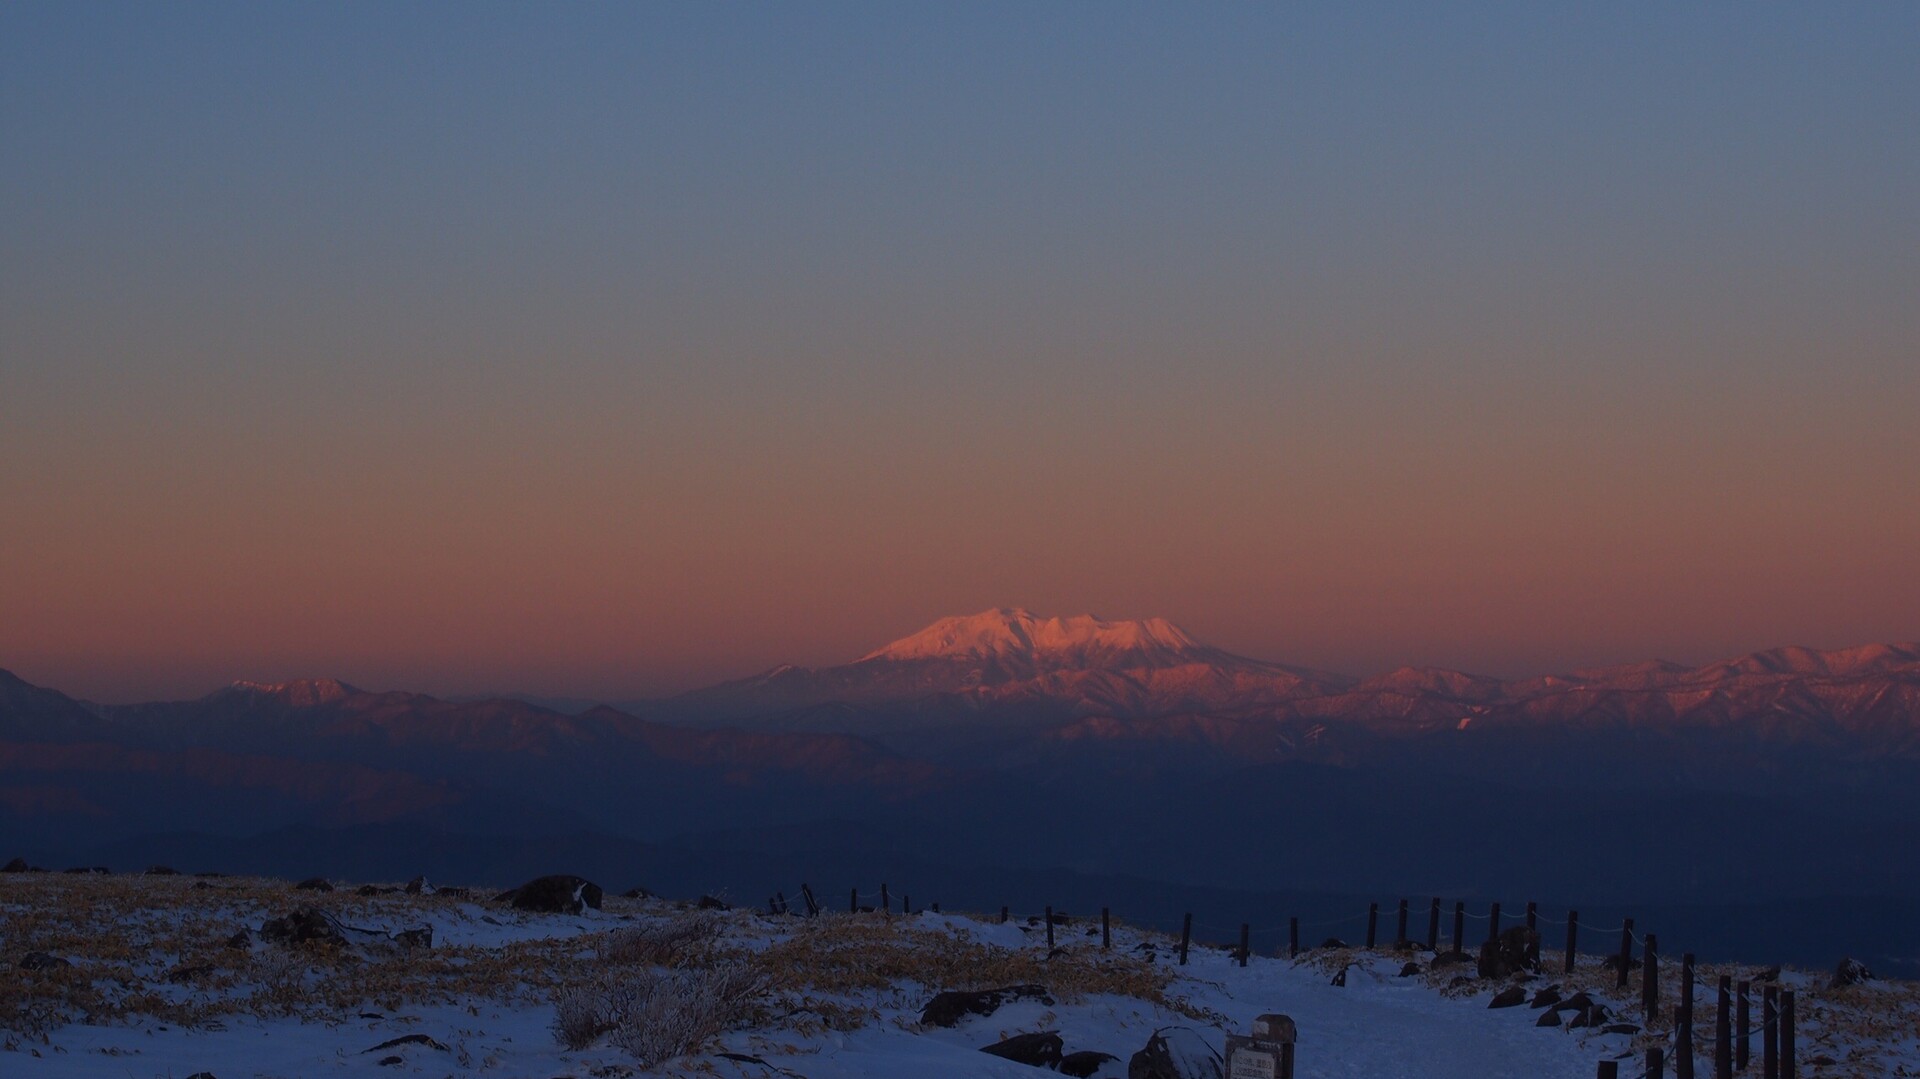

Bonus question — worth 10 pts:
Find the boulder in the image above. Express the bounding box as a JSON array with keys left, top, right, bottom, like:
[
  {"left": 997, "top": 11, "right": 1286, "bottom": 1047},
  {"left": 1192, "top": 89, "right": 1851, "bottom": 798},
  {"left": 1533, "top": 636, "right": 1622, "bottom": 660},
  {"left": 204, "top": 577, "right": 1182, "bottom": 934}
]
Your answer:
[
  {"left": 1488, "top": 986, "right": 1527, "bottom": 1008},
  {"left": 260, "top": 908, "right": 347, "bottom": 947},
  {"left": 1127, "top": 1026, "right": 1223, "bottom": 1079},
  {"left": 295, "top": 877, "right": 334, "bottom": 892},
  {"left": 1530, "top": 987, "right": 1562, "bottom": 1009},
  {"left": 621, "top": 886, "right": 652, "bottom": 899},
  {"left": 1477, "top": 926, "right": 1539, "bottom": 979},
  {"left": 920, "top": 984, "right": 1053, "bottom": 1028},
  {"left": 696, "top": 895, "right": 729, "bottom": 910},
  {"left": 981, "top": 1031, "right": 1064, "bottom": 1068},
  {"left": 1430, "top": 950, "right": 1473, "bottom": 968},
  {"left": 391, "top": 926, "right": 433, "bottom": 949},
  {"left": 1398, "top": 962, "right": 1421, "bottom": 977},
  {"left": 225, "top": 928, "right": 252, "bottom": 949},
  {"left": 1536, "top": 1009, "right": 1561, "bottom": 1028},
  {"left": 1832, "top": 957, "right": 1875, "bottom": 989},
  {"left": 3, "top": 857, "right": 32, "bottom": 873},
  {"left": 404, "top": 876, "right": 430, "bottom": 895},
  {"left": 1061, "top": 1050, "right": 1121, "bottom": 1078},
  {"left": 496, "top": 875, "right": 603, "bottom": 914},
  {"left": 1318, "top": 937, "right": 1348, "bottom": 950},
  {"left": 18, "top": 951, "right": 70, "bottom": 971}
]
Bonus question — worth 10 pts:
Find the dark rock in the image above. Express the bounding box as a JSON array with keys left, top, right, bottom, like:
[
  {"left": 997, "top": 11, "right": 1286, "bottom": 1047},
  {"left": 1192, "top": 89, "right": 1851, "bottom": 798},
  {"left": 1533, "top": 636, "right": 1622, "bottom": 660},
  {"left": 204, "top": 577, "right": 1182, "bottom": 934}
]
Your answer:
[
  {"left": 1318, "top": 937, "right": 1349, "bottom": 950},
  {"left": 391, "top": 926, "right": 433, "bottom": 949},
  {"left": 377, "top": 1056, "right": 403, "bottom": 1067},
  {"left": 19, "top": 951, "right": 70, "bottom": 971},
  {"left": 496, "top": 875, "right": 603, "bottom": 914},
  {"left": 364, "top": 1034, "right": 449, "bottom": 1053},
  {"left": 1062, "top": 1050, "right": 1121, "bottom": 1078},
  {"left": 1477, "top": 926, "right": 1539, "bottom": 979},
  {"left": 1488, "top": 986, "right": 1526, "bottom": 1008},
  {"left": 225, "top": 929, "right": 252, "bottom": 949},
  {"left": 981, "top": 1031, "right": 1063, "bottom": 1068},
  {"left": 259, "top": 908, "right": 346, "bottom": 947},
  {"left": 355, "top": 884, "right": 395, "bottom": 896},
  {"left": 184, "top": 1074, "right": 217, "bottom": 1079},
  {"left": 295, "top": 877, "right": 333, "bottom": 892},
  {"left": 1566, "top": 1002, "right": 1611, "bottom": 1029},
  {"left": 696, "top": 894, "right": 729, "bottom": 910},
  {"left": 2, "top": 857, "right": 30, "bottom": 873},
  {"left": 436, "top": 886, "right": 470, "bottom": 900},
  {"left": 1330, "top": 965, "right": 1349, "bottom": 987},
  {"left": 1447, "top": 975, "right": 1471, "bottom": 989},
  {"left": 1430, "top": 950, "right": 1473, "bottom": 968},
  {"left": 405, "top": 876, "right": 429, "bottom": 895},
  {"left": 1601, "top": 1024, "right": 1640, "bottom": 1036},
  {"left": 1536, "top": 1009, "right": 1562, "bottom": 1027},
  {"left": 920, "top": 984, "right": 1053, "bottom": 1028},
  {"left": 192, "top": 881, "right": 216, "bottom": 891},
  {"left": 146, "top": 865, "right": 180, "bottom": 875},
  {"left": 1832, "top": 957, "right": 1875, "bottom": 989},
  {"left": 621, "top": 886, "right": 652, "bottom": 899},
  {"left": 1398, "top": 962, "right": 1421, "bottom": 977},
  {"left": 166, "top": 964, "right": 215, "bottom": 984},
  {"left": 1530, "top": 987, "right": 1562, "bottom": 1009},
  {"left": 1551, "top": 992, "right": 1593, "bottom": 1014},
  {"left": 1127, "top": 1026, "right": 1223, "bottom": 1079},
  {"left": 1755, "top": 965, "right": 1781, "bottom": 982}
]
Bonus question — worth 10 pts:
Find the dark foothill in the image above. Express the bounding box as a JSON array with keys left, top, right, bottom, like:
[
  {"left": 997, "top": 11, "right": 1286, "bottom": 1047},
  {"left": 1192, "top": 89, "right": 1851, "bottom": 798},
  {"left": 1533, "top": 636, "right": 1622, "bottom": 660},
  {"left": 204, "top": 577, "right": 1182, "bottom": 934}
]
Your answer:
[
  {"left": 496, "top": 875, "right": 603, "bottom": 914},
  {"left": 2, "top": 857, "right": 30, "bottom": 873},
  {"left": 920, "top": 984, "right": 1053, "bottom": 1028},
  {"left": 146, "top": 865, "right": 180, "bottom": 875},
  {"left": 63, "top": 866, "right": 110, "bottom": 874},
  {"left": 295, "top": 877, "right": 333, "bottom": 892},
  {"left": 356, "top": 884, "right": 398, "bottom": 896},
  {"left": 981, "top": 1030, "right": 1064, "bottom": 1068}
]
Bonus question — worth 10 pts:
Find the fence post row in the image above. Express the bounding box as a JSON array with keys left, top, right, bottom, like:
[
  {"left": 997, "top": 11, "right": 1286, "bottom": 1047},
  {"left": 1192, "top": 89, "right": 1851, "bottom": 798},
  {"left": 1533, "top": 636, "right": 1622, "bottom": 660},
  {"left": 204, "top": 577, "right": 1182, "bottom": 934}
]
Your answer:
[
  {"left": 1781, "top": 989, "right": 1796, "bottom": 1079},
  {"left": 1715, "top": 975, "right": 1733, "bottom": 1079},
  {"left": 1397, "top": 898, "right": 1409, "bottom": 945},
  {"left": 1735, "top": 980, "right": 1750, "bottom": 1071},
  {"left": 1239, "top": 923, "right": 1250, "bottom": 967},
  {"left": 1676, "top": 953, "right": 1695, "bottom": 1079},
  {"left": 1763, "top": 984, "right": 1778, "bottom": 1079}
]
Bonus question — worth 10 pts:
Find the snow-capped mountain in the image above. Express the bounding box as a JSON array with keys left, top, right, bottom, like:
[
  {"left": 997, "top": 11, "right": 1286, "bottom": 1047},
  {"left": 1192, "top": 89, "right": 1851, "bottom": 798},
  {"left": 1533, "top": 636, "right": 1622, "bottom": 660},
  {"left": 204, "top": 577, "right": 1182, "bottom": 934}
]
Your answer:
[{"left": 662, "top": 608, "right": 1352, "bottom": 727}]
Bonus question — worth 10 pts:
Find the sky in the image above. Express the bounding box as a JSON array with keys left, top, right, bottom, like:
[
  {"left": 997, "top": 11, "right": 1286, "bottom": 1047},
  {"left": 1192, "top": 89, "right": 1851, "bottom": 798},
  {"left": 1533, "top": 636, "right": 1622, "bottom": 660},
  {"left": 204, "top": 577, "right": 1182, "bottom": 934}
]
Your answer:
[{"left": 3, "top": 3, "right": 1918, "bottom": 703}]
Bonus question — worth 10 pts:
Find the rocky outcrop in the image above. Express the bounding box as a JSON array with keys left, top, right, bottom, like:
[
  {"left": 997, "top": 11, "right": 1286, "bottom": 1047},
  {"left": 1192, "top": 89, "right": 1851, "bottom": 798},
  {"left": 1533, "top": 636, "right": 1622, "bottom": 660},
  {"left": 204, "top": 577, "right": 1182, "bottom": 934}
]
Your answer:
[
  {"left": 1128, "top": 1026, "right": 1223, "bottom": 1079},
  {"left": 920, "top": 984, "right": 1053, "bottom": 1027}
]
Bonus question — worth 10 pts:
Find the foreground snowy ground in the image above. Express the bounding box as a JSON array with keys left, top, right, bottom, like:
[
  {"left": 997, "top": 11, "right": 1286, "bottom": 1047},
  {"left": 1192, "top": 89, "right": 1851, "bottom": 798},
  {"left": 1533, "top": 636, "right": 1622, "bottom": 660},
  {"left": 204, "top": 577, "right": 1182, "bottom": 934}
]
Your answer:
[{"left": 2, "top": 873, "right": 1913, "bottom": 1077}]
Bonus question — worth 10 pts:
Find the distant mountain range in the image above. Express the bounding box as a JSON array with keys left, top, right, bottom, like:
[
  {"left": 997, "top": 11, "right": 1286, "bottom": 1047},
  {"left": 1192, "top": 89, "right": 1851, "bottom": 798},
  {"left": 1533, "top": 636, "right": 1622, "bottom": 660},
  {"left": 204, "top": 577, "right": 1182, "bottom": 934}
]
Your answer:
[{"left": 5, "top": 608, "right": 1920, "bottom": 974}]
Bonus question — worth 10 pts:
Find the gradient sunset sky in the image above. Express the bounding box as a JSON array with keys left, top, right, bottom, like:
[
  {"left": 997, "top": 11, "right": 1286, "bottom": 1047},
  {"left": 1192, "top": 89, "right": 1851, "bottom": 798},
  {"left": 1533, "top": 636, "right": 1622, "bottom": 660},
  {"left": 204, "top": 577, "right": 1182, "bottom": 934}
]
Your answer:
[{"left": 4, "top": 4, "right": 1917, "bottom": 703}]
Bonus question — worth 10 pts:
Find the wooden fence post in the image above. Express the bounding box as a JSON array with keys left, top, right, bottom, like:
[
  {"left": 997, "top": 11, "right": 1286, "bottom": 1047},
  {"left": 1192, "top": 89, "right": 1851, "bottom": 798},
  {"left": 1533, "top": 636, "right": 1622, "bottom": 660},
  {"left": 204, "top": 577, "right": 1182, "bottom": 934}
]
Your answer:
[
  {"left": 1289, "top": 916, "right": 1299, "bottom": 959},
  {"left": 1179, "top": 913, "right": 1193, "bottom": 966},
  {"left": 1617, "top": 918, "right": 1634, "bottom": 990},
  {"left": 1715, "top": 975, "right": 1732, "bottom": 1079},
  {"left": 1677, "top": 1002, "right": 1695, "bottom": 1079},
  {"left": 1046, "top": 906, "right": 1055, "bottom": 948},
  {"left": 1239, "top": 923, "right": 1250, "bottom": 967},
  {"left": 1780, "top": 989, "right": 1795, "bottom": 1079},
  {"left": 903, "top": 894, "right": 910, "bottom": 915},
  {"left": 1525, "top": 901, "right": 1539, "bottom": 969},
  {"left": 1564, "top": 910, "right": 1579, "bottom": 974},
  {"left": 880, "top": 883, "right": 889, "bottom": 914},
  {"left": 1763, "top": 984, "right": 1778, "bottom": 1079},
  {"left": 1642, "top": 934, "right": 1659, "bottom": 1017},
  {"left": 1102, "top": 907, "right": 1111, "bottom": 950},
  {"left": 1453, "top": 901, "right": 1465, "bottom": 954},
  {"left": 1427, "top": 897, "right": 1441, "bottom": 951},
  {"left": 1648, "top": 1046, "right": 1666, "bottom": 1079},
  {"left": 801, "top": 884, "right": 819, "bottom": 917},
  {"left": 1598, "top": 1061, "right": 1619, "bottom": 1079},
  {"left": 1366, "top": 902, "right": 1379, "bottom": 949},
  {"left": 1000, "top": 905, "right": 1009, "bottom": 924},
  {"left": 1736, "top": 980, "right": 1750, "bottom": 1071},
  {"left": 1488, "top": 901, "right": 1501, "bottom": 946},
  {"left": 1397, "top": 898, "right": 1409, "bottom": 945},
  {"left": 850, "top": 887, "right": 858, "bottom": 913}
]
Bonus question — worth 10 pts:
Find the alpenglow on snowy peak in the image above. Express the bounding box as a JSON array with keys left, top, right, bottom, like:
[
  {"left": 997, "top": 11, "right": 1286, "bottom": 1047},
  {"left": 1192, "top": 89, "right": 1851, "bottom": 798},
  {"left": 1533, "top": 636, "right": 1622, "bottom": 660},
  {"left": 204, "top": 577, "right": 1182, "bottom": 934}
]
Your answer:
[{"left": 859, "top": 608, "right": 1202, "bottom": 665}]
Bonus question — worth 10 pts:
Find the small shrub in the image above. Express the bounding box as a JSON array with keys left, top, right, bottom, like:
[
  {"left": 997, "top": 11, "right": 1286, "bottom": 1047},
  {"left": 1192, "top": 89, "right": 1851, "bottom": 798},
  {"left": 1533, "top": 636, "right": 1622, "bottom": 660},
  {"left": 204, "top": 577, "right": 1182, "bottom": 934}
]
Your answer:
[
  {"left": 551, "top": 962, "right": 768, "bottom": 1064},
  {"left": 599, "top": 912, "right": 723, "bottom": 967}
]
